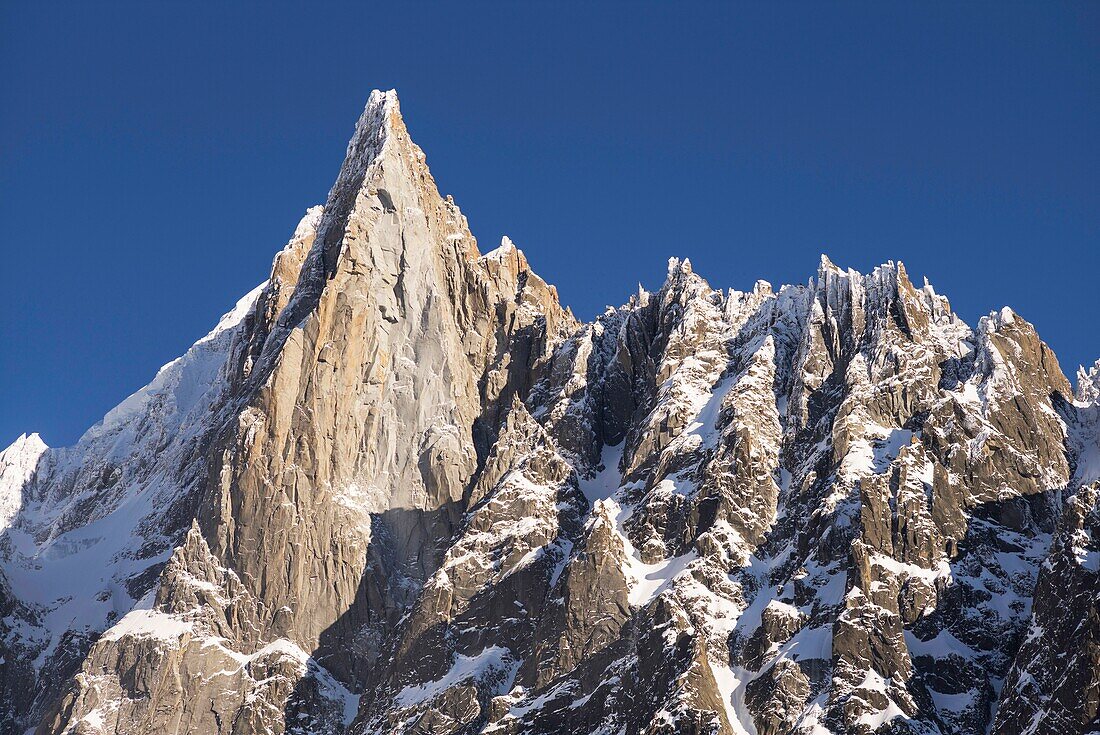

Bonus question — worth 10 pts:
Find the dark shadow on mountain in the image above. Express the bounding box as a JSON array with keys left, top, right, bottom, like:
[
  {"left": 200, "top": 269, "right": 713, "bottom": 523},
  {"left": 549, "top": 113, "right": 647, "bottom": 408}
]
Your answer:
[{"left": 281, "top": 501, "right": 462, "bottom": 734}]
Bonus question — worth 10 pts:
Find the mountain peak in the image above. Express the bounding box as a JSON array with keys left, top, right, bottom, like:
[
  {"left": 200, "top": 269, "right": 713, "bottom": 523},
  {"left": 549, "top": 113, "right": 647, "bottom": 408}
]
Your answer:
[
  {"left": 481, "top": 235, "right": 519, "bottom": 262},
  {"left": 329, "top": 89, "right": 402, "bottom": 198},
  {"left": 4, "top": 88, "right": 1097, "bottom": 735},
  {"left": 0, "top": 431, "right": 47, "bottom": 530},
  {"left": 1, "top": 431, "right": 47, "bottom": 456},
  {"left": 355, "top": 89, "right": 402, "bottom": 147},
  {"left": 1077, "top": 358, "right": 1100, "bottom": 404}
]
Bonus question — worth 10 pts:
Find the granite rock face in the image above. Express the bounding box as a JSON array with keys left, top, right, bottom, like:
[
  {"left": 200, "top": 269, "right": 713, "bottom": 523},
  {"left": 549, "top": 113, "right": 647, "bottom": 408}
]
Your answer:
[{"left": 1, "top": 90, "right": 1097, "bottom": 735}]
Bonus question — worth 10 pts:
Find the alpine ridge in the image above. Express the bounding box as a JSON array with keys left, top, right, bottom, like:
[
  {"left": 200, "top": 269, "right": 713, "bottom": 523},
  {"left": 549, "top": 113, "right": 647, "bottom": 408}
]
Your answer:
[{"left": 1, "top": 90, "right": 1097, "bottom": 735}]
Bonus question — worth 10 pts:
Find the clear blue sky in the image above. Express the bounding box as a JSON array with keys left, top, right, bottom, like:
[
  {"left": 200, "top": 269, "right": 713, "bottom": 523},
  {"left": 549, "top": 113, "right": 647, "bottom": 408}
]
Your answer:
[{"left": 2, "top": 2, "right": 1097, "bottom": 447}]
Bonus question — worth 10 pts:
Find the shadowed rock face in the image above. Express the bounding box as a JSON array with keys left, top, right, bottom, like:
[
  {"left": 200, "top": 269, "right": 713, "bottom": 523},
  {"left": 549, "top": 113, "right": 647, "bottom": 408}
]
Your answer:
[{"left": 0, "top": 90, "right": 1096, "bottom": 735}]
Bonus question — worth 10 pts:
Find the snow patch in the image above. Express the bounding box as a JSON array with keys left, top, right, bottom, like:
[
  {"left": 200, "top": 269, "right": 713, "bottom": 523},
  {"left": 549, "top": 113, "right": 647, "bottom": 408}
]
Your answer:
[
  {"left": 394, "top": 646, "right": 514, "bottom": 708},
  {"left": 578, "top": 443, "right": 625, "bottom": 503},
  {"left": 102, "top": 607, "right": 192, "bottom": 642}
]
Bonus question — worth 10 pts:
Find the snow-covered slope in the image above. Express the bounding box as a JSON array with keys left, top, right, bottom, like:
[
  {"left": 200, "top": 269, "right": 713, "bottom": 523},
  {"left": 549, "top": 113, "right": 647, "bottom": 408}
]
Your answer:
[
  {"left": 1, "top": 90, "right": 1096, "bottom": 735},
  {"left": 0, "top": 276, "right": 270, "bottom": 724}
]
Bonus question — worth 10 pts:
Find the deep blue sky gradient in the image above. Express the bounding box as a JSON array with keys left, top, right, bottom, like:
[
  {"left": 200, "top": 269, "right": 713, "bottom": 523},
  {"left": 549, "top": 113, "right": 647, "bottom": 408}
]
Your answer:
[{"left": 2, "top": 2, "right": 1098, "bottom": 446}]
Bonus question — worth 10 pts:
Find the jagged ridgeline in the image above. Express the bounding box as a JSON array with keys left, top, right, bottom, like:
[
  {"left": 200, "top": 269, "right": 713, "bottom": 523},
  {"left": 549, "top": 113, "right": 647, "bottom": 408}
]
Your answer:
[{"left": 1, "top": 90, "right": 1098, "bottom": 735}]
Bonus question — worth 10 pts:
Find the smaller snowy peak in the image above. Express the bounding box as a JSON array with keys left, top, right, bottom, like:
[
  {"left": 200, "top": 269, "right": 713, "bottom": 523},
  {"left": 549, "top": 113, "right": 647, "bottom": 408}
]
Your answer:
[
  {"left": 0, "top": 432, "right": 48, "bottom": 531},
  {"left": 293, "top": 205, "right": 325, "bottom": 241},
  {"left": 915, "top": 275, "right": 956, "bottom": 322},
  {"left": 0, "top": 431, "right": 47, "bottom": 459},
  {"left": 813, "top": 252, "right": 859, "bottom": 285},
  {"left": 81, "top": 282, "right": 265, "bottom": 446},
  {"left": 196, "top": 281, "right": 268, "bottom": 346},
  {"left": 477, "top": 234, "right": 537, "bottom": 278},
  {"left": 1077, "top": 359, "right": 1100, "bottom": 405},
  {"left": 480, "top": 235, "right": 518, "bottom": 263},
  {"left": 752, "top": 279, "right": 773, "bottom": 296},
  {"left": 661, "top": 256, "right": 713, "bottom": 299},
  {"left": 980, "top": 306, "right": 1019, "bottom": 333},
  {"left": 0, "top": 432, "right": 48, "bottom": 480},
  {"left": 667, "top": 256, "right": 694, "bottom": 276}
]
